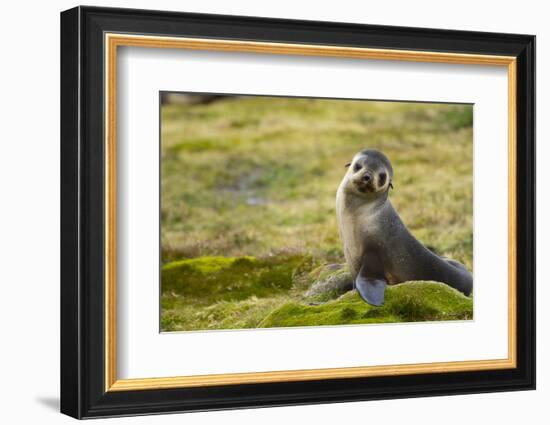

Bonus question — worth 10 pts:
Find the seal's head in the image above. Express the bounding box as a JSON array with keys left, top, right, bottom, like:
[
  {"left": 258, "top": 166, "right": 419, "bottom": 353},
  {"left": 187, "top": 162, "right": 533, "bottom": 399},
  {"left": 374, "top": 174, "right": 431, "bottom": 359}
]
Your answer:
[{"left": 345, "top": 149, "right": 393, "bottom": 196}]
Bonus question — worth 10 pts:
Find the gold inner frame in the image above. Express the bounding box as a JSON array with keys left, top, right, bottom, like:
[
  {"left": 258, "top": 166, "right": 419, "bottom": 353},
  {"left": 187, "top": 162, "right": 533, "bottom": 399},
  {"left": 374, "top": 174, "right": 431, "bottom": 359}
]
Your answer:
[{"left": 104, "top": 33, "right": 517, "bottom": 392}]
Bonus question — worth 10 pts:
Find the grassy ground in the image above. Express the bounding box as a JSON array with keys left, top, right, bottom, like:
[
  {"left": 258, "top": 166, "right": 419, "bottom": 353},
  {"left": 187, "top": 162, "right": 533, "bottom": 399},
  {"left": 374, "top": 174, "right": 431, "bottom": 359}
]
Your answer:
[{"left": 160, "top": 95, "right": 473, "bottom": 332}]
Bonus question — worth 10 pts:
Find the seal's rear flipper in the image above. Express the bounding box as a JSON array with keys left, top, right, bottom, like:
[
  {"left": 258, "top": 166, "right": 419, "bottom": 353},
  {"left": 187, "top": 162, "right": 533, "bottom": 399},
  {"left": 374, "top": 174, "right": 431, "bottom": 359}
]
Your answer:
[{"left": 355, "top": 275, "right": 387, "bottom": 306}]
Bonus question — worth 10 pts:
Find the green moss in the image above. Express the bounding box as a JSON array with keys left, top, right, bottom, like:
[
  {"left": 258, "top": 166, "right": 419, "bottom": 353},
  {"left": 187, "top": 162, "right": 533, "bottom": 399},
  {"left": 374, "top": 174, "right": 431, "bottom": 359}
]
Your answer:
[
  {"left": 340, "top": 307, "right": 358, "bottom": 320},
  {"left": 163, "top": 256, "right": 246, "bottom": 274},
  {"left": 161, "top": 255, "right": 473, "bottom": 331},
  {"left": 161, "top": 296, "right": 291, "bottom": 331},
  {"left": 259, "top": 282, "right": 472, "bottom": 328},
  {"left": 161, "top": 254, "right": 313, "bottom": 305}
]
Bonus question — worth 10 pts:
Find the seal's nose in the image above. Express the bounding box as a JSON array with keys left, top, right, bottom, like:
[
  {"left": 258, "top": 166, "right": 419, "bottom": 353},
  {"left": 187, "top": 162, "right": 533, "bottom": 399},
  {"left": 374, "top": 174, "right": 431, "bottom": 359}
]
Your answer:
[{"left": 362, "top": 173, "right": 371, "bottom": 182}]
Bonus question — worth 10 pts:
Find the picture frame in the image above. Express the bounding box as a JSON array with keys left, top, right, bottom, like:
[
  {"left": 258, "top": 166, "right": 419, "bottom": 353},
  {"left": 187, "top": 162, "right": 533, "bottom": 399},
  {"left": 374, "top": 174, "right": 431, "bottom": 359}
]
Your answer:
[{"left": 60, "top": 5, "right": 535, "bottom": 419}]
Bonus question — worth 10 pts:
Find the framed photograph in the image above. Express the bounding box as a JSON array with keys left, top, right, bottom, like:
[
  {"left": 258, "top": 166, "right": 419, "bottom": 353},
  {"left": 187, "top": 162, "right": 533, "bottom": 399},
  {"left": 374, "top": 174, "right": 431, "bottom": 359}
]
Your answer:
[{"left": 60, "top": 6, "right": 535, "bottom": 419}]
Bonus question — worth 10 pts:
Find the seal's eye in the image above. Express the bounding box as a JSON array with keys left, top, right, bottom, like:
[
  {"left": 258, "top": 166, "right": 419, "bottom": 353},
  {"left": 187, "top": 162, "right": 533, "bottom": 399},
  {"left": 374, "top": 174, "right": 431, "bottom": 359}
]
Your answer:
[
  {"left": 353, "top": 163, "right": 362, "bottom": 172},
  {"left": 379, "top": 172, "right": 387, "bottom": 186}
]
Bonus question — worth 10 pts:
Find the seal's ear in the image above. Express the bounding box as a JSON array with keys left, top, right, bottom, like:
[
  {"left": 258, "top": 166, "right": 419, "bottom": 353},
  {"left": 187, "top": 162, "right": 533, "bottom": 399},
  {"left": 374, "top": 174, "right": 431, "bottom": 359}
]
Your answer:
[
  {"left": 389, "top": 181, "right": 394, "bottom": 190},
  {"left": 345, "top": 162, "right": 351, "bottom": 168}
]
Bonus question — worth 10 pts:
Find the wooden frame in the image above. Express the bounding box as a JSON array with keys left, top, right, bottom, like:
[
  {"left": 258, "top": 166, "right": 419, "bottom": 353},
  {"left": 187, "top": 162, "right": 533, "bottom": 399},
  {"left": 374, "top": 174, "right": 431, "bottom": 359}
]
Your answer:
[{"left": 61, "top": 5, "right": 535, "bottom": 419}]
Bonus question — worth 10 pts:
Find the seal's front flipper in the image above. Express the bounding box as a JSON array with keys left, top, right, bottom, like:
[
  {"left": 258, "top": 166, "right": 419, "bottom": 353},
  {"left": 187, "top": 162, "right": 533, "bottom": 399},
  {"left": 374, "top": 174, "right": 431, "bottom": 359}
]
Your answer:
[{"left": 355, "top": 274, "right": 387, "bottom": 306}]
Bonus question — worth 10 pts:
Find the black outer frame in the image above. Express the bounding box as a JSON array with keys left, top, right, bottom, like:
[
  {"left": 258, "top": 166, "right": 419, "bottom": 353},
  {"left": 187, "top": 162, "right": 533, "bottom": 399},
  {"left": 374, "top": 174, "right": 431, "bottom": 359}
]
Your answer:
[{"left": 60, "top": 5, "right": 535, "bottom": 419}]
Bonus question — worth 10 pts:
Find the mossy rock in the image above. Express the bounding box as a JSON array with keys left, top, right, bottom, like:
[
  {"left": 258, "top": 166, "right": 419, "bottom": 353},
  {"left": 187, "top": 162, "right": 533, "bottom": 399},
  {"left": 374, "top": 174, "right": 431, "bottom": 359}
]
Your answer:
[
  {"left": 259, "top": 281, "right": 473, "bottom": 328},
  {"left": 303, "top": 263, "right": 353, "bottom": 302},
  {"left": 161, "top": 256, "right": 473, "bottom": 331},
  {"left": 161, "top": 254, "right": 313, "bottom": 304}
]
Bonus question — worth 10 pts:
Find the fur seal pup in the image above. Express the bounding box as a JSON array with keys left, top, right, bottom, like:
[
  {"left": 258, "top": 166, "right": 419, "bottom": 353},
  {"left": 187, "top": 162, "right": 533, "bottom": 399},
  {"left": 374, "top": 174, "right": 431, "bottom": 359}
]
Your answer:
[{"left": 336, "top": 149, "right": 473, "bottom": 306}]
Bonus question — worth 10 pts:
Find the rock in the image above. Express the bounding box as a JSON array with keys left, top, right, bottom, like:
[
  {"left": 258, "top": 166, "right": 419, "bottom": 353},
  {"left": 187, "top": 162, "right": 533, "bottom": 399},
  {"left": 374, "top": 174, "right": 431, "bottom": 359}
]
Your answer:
[{"left": 304, "top": 264, "right": 353, "bottom": 301}]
